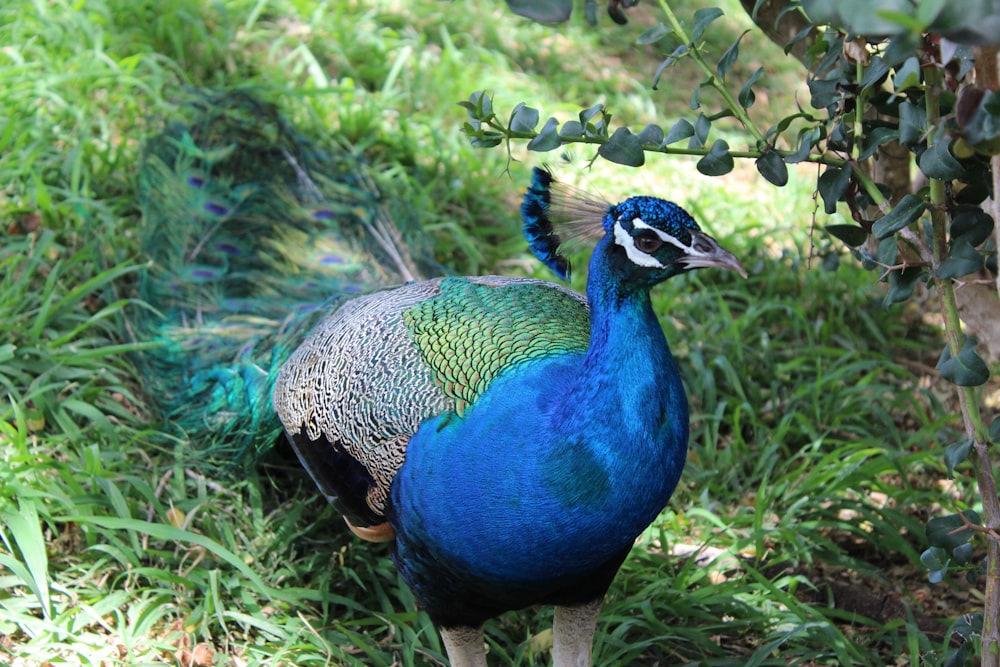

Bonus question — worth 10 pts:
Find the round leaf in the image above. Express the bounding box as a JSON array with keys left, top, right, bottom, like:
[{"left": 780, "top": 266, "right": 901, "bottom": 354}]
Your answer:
[
  {"left": 755, "top": 149, "right": 789, "bottom": 186},
  {"left": 696, "top": 140, "right": 733, "bottom": 176},
  {"left": 598, "top": 127, "right": 645, "bottom": 167}
]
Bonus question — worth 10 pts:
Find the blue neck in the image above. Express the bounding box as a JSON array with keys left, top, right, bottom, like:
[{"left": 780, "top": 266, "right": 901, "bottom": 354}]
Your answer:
[{"left": 552, "top": 235, "right": 689, "bottom": 523}]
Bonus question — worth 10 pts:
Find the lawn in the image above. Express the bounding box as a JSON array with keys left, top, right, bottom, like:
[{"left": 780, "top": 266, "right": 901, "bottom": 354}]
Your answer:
[{"left": 0, "top": 0, "right": 979, "bottom": 665}]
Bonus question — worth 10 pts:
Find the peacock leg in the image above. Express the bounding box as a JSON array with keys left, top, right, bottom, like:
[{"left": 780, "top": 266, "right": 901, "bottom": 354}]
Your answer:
[
  {"left": 440, "top": 625, "right": 488, "bottom": 667},
  {"left": 552, "top": 598, "right": 603, "bottom": 667}
]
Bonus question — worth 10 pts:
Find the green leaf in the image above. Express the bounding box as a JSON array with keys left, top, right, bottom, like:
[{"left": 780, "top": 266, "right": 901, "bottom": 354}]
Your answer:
[
  {"left": 786, "top": 127, "right": 820, "bottom": 163},
  {"left": 637, "top": 22, "right": 671, "bottom": 45},
  {"left": 884, "top": 266, "right": 923, "bottom": 305},
  {"left": 872, "top": 193, "right": 925, "bottom": 239},
  {"left": 738, "top": 67, "right": 765, "bottom": 109},
  {"left": 560, "top": 120, "right": 584, "bottom": 138},
  {"left": 937, "top": 338, "right": 990, "bottom": 386},
  {"left": 899, "top": 101, "right": 927, "bottom": 146},
  {"left": 893, "top": 56, "right": 922, "bottom": 94},
  {"left": 877, "top": 236, "right": 898, "bottom": 271},
  {"left": 951, "top": 208, "right": 994, "bottom": 246},
  {"left": 859, "top": 126, "right": 900, "bottom": 160},
  {"left": 938, "top": 240, "right": 984, "bottom": 280},
  {"left": 664, "top": 119, "right": 694, "bottom": 146},
  {"left": 990, "top": 416, "right": 1000, "bottom": 443},
  {"left": 527, "top": 117, "right": 562, "bottom": 152},
  {"left": 826, "top": 224, "right": 868, "bottom": 247},
  {"left": 755, "top": 149, "right": 788, "bottom": 186},
  {"left": 860, "top": 56, "right": 891, "bottom": 92},
  {"left": 920, "top": 546, "right": 949, "bottom": 571},
  {"left": 690, "top": 83, "right": 703, "bottom": 110},
  {"left": 817, "top": 165, "right": 851, "bottom": 214},
  {"left": 689, "top": 114, "right": 711, "bottom": 149},
  {"left": 944, "top": 439, "right": 973, "bottom": 477},
  {"left": 0, "top": 499, "right": 51, "bottom": 618},
  {"left": 580, "top": 103, "right": 604, "bottom": 124},
  {"left": 953, "top": 542, "right": 975, "bottom": 566},
  {"left": 652, "top": 44, "right": 688, "bottom": 90},
  {"left": 509, "top": 103, "right": 540, "bottom": 133},
  {"left": 598, "top": 127, "right": 645, "bottom": 167},
  {"left": 696, "top": 139, "right": 733, "bottom": 176},
  {"left": 636, "top": 124, "right": 664, "bottom": 146},
  {"left": 505, "top": 0, "right": 572, "bottom": 22},
  {"left": 717, "top": 30, "right": 749, "bottom": 81},
  {"left": 918, "top": 139, "right": 965, "bottom": 180},
  {"left": 691, "top": 7, "right": 724, "bottom": 42},
  {"left": 926, "top": 510, "right": 980, "bottom": 549}
]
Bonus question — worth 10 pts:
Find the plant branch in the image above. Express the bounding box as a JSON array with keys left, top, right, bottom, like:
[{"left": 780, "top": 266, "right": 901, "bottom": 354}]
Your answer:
[{"left": 656, "top": 0, "right": 766, "bottom": 145}]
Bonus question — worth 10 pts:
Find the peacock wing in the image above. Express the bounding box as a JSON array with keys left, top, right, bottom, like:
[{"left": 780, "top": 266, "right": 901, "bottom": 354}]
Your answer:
[{"left": 272, "top": 275, "right": 590, "bottom": 535}]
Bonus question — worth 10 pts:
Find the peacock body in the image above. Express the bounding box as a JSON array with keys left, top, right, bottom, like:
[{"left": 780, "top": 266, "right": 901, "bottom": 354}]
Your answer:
[{"left": 137, "top": 91, "right": 744, "bottom": 667}]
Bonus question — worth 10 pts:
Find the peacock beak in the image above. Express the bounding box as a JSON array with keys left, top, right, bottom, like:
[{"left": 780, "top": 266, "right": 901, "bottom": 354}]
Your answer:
[{"left": 679, "top": 230, "right": 747, "bottom": 278}]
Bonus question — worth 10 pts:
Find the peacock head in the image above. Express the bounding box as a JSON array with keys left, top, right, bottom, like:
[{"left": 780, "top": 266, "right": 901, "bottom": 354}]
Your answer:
[
  {"left": 521, "top": 167, "right": 746, "bottom": 283},
  {"left": 605, "top": 195, "right": 746, "bottom": 284}
]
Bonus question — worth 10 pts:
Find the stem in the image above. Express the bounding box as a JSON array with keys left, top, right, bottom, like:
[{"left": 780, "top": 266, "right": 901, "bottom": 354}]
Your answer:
[
  {"left": 926, "top": 60, "right": 1000, "bottom": 665},
  {"left": 656, "top": 0, "right": 766, "bottom": 144}
]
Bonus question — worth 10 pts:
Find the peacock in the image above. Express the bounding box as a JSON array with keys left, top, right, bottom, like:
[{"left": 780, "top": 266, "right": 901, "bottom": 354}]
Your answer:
[{"left": 135, "top": 90, "right": 745, "bottom": 667}]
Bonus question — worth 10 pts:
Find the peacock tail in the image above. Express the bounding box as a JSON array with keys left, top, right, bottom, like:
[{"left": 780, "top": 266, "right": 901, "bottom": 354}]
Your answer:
[{"left": 134, "top": 89, "right": 438, "bottom": 466}]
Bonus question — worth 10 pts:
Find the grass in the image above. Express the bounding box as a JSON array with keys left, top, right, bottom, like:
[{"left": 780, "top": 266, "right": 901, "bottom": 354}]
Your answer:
[{"left": 0, "top": 0, "right": 978, "bottom": 665}]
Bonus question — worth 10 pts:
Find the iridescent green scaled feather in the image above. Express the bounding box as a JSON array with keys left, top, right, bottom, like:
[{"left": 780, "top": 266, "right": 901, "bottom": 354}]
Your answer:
[{"left": 402, "top": 278, "right": 591, "bottom": 414}]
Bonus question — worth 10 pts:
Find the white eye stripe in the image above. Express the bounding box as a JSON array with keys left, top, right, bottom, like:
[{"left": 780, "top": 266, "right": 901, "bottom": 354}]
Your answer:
[
  {"left": 631, "top": 217, "right": 715, "bottom": 258},
  {"left": 613, "top": 217, "right": 666, "bottom": 268}
]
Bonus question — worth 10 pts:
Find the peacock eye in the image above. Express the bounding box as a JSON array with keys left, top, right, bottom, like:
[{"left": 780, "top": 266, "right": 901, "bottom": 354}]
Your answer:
[{"left": 633, "top": 230, "right": 663, "bottom": 254}]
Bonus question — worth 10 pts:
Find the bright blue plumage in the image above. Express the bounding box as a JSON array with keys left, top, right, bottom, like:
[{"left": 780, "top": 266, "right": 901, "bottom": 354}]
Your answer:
[{"left": 136, "top": 94, "right": 744, "bottom": 667}]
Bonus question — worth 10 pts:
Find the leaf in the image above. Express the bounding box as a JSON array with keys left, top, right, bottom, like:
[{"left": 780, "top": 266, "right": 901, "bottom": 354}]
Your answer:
[
  {"left": 0, "top": 499, "right": 51, "bottom": 618},
  {"left": 926, "top": 510, "right": 980, "bottom": 549},
  {"left": 689, "top": 114, "right": 711, "bottom": 149},
  {"left": 808, "top": 78, "right": 840, "bottom": 110},
  {"left": 937, "top": 338, "right": 990, "bottom": 386},
  {"left": 664, "top": 119, "right": 694, "bottom": 146},
  {"left": 690, "top": 83, "right": 703, "bottom": 110},
  {"left": 817, "top": 165, "right": 851, "bottom": 214},
  {"left": 951, "top": 208, "right": 994, "bottom": 246},
  {"left": 652, "top": 44, "right": 688, "bottom": 89},
  {"left": 579, "top": 104, "right": 604, "bottom": 124},
  {"left": 899, "top": 101, "right": 927, "bottom": 146},
  {"left": 755, "top": 149, "right": 788, "bottom": 186},
  {"left": 505, "top": 0, "right": 573, "bottom": 22},
  {"left": 462, "top": 90, "right": 493, "bottom": 120},
  {"left": 990, "top": 415, "right": 1000, "bottom": 443},
  {"left": 691, "top": 7, "right": 724, "bottom": 42},
  {"left": 885, "top": 267, "right": 923, "bottom": 305},
  {"left": 859, "top": 126, "right": 900, "bottom": 160},
  {"left": 559, "top": 120, "right": 584, "bottom": 138},
  {"left": 918, "top": 139, "right": 966, "bottom": 180},
  {"left": 860, "top": 56, "right": 891, "bottom": 92},
  {"left": 893, "top": 56, "right": 922, "bottom": 94},
  {"left": 717, "top": 31, "right": 749, "bottom": 81},
  {"left": 786, "top": 127, "right": 820, "bottom": 163},
  {"left": 696, "top": 139, "right": 733, "bottom": 176},
  {"left": 872, "top": 193, "right": 925, "bottom": 239},
  {"left": 952, "top": 541, "right": 975, "bottom": 566},
  {"left": 509, "top": 103, "right": 540, "bottom": 133},
  {"left": 635, "top": 124, "right": 664, "bottom": 146},
  {"left": 938, "top": 240, "right": 984, "bottom": 280},
  {"left": 826, "top": 224, "right": 869, "bottom": 247},
  {"left": 920, "top": 546, "right": 949, "bottom": 571},
  {"left": 598, "top": 127, "right": 645, "bottom": 166},
  {"left": 738, "top": 67, "right": 765, "bottom": 109},
  {"left": 527, "top": 117, "right": 562, "bottom": 152},
  {"left": 637, "top": 22, "right": 671, "bottom": 45},
  {"left": 944, "top": 439, "right": 973, "bottom": 477}
]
